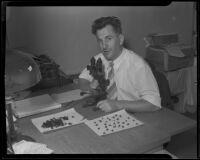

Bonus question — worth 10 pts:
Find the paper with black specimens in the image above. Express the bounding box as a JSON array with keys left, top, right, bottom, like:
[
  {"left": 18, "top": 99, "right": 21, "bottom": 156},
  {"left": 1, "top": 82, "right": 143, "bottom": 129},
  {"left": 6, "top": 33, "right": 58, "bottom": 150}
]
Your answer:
[
  {"left": 84, "top": 109, "right": 143, "bottom": 136},
  {"left": 31, "top": 108, "right": 85, "bottom": 133}
]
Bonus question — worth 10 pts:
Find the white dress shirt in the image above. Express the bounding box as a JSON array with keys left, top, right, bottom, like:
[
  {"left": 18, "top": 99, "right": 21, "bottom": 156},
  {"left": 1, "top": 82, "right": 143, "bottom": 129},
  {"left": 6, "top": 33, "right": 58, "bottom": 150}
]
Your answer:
[{"left": 79, "top": 48, "right": 161, "bottom": 108}]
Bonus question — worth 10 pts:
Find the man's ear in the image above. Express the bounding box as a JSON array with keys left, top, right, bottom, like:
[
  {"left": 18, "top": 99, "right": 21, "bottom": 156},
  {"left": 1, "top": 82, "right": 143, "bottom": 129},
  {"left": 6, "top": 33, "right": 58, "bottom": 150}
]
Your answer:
[{"left": 119, "top": 34, "right": 124, "bottom": 45}]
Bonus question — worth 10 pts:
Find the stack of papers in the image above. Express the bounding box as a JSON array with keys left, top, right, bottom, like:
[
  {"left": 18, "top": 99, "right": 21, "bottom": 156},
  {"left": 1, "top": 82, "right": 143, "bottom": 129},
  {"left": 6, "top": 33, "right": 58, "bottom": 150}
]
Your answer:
[
  {"left": 12, "top": 140, "right": 53, "bottom": 154},
  {"left": 14, "top": 94, "right": 61, "bottom": 118},
  {"left": 84, "top": 109, "right": 143, "bottom": 136}
]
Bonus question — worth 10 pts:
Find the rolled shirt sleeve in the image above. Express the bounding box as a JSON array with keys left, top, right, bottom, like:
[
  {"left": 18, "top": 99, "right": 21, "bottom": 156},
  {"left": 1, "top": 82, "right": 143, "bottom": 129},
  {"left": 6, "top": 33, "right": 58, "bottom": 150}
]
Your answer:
[
  {"left": 130, "top": 62, "right": 161, "bottom": 108},
  {"left": 79, "top": 67, "right": 93, "bottom": 82}
]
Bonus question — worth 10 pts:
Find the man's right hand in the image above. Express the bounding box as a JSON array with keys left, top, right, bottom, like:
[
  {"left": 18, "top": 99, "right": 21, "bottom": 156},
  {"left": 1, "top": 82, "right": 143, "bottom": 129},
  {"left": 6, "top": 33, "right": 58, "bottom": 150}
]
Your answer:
[
  {"left": 90, "top": 79, "right": 99, "bottom": 89},
  {"left": 87, "top": 79, "right": 98, "bottom": 96},
  {"left": 78, "top": 78, "right": 99, "bottom": 96}
]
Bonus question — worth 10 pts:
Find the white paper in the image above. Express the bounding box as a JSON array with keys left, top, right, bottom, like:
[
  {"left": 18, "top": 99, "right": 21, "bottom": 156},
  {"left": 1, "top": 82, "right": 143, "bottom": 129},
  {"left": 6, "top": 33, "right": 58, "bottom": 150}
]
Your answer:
[
  {"left": 84, "top": 109, "right": 143, "bottom": 136},
  {"left": 51, "top": 89, "right": 88, "bottom": 104},
  {"left": 13, "top": 140, "right": 53, "bottom": 154},
  {"left": 165, "top": 45, "right": 185, "bottom": 57},
  {"left": 14, "top": 94, "right": 61, "bottom": 118},
  {"left": 32, "top": 108, "right": 85, "bottom": 133}
]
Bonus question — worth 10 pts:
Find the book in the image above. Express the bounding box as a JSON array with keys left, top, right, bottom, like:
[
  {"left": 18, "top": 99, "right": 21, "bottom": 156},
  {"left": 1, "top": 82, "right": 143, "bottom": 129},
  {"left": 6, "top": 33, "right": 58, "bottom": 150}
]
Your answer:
[{"left": 14, "top": 94, "right": 61, "bottom": 118}]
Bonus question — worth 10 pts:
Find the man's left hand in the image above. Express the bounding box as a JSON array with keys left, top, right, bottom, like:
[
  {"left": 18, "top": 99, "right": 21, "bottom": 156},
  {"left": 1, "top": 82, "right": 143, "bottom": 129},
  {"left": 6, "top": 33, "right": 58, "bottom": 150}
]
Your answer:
[{"left": 96, "top": 99, "right": 119, "bottom": 112}]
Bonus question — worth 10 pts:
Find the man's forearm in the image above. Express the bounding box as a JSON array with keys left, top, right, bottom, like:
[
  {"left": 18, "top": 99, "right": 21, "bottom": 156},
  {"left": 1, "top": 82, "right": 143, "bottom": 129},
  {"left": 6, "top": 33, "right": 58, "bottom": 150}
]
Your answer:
[{"left": 115, "top": 99, "right": 160, "bottom": 113}]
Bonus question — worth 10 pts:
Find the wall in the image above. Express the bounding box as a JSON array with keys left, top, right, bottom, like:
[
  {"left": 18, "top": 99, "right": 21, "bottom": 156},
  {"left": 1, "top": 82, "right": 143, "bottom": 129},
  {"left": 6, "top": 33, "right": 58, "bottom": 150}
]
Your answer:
[{"left": 6, "top": 2, "right": 194, "bottom": 75}]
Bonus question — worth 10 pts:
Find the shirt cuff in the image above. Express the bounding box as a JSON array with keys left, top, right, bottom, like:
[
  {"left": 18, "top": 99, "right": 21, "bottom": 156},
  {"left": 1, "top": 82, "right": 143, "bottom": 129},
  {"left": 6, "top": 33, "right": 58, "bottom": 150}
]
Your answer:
[{"left": 142, "top": 95, "right": 162, "bottom": 109}]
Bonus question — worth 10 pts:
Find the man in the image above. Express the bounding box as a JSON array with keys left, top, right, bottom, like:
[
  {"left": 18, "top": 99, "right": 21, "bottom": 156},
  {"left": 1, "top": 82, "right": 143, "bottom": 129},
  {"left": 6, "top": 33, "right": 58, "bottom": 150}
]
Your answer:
[{"left": 78, "top": 16, "right": 161, "bottom": 113}]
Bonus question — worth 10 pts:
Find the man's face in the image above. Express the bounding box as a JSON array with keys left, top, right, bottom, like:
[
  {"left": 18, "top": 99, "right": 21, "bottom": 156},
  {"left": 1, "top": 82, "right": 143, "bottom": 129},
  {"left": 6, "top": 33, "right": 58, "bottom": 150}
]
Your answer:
[{"left": 96, "top": 25, "right": 124, "bottom": 61}]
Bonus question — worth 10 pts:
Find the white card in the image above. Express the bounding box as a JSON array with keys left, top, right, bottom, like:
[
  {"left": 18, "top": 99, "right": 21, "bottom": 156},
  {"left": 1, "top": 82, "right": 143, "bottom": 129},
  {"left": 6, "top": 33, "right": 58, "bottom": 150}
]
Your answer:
[
  {"left": 32, "top": 108, "right": 85, "bottom": 133},
  {"left": 84, "top": 109, "right": 143, "bottom": 136}
]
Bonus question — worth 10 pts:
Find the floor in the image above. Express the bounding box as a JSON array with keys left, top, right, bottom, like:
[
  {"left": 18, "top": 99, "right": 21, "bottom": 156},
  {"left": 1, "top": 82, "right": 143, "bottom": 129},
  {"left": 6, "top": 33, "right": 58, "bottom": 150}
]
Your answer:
[{"left": 165, "top": 107, "right": 197, "bottom": 159}]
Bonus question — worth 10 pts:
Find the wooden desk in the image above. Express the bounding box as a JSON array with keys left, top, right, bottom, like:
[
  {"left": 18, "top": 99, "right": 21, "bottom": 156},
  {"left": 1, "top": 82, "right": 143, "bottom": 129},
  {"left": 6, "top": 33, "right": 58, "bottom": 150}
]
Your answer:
[
  {"left": 134, "top": 107, "right": 196, "bottom": 136},
  {"left": 16, "top": 84, "right": 196, "bottom": 154}
]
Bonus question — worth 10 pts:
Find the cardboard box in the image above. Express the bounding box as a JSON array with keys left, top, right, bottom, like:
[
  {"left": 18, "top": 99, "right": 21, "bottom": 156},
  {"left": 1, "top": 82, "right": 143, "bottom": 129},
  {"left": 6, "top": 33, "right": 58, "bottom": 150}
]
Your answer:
[
  {"left": 145, "top": 33, "right": 179, "bottom": 46},
  {"left": 145, "top": 44, "right": 194, "bottom": 71}
]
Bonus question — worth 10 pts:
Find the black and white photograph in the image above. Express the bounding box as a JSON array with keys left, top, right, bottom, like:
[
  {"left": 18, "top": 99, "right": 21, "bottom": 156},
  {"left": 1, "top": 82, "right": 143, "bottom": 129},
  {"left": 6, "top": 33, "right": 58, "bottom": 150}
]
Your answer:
[{"left": 3, "top": 1, "right": 198, "bottom": 159}]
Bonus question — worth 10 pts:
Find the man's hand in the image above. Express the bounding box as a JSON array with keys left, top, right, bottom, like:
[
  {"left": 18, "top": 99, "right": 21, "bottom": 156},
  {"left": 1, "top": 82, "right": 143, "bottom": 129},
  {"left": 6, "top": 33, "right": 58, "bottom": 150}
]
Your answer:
[
  {"left": 79, "top": 78, "right": 99, "bottom": 96},
  {"left": 96, "top": 99, "right": 120, "bottom": 112},
  {"left": 87, "top": 79, "right": 99, "bottom": 96},
  {"left": 90, "top": 79, "right": 99, "bottom": 89}
]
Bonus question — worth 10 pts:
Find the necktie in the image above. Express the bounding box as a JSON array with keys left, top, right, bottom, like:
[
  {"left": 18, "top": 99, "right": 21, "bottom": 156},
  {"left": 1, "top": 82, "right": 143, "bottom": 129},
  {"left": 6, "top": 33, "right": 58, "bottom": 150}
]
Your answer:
[
  {"left": 107, "top": 62, "right": 117, "bottom": 99},
  {"left": 107, "top": 62, "right": 114, "bottom": 81}
]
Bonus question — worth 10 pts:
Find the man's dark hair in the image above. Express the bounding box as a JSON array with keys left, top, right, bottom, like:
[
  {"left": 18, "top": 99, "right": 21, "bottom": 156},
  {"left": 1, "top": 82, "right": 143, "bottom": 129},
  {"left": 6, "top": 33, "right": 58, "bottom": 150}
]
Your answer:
[{"left": 91, "top": 16, "right": 122, "bottom": 35}]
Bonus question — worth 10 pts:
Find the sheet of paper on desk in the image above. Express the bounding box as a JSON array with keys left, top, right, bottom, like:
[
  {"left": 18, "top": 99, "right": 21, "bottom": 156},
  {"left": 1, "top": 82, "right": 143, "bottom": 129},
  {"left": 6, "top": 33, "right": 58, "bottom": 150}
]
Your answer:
[
  {"left": 51, "top": 89, "right": 88, "bottom": 104},
  {"left": 84, "top": 109, "right": 143, "bottom": 136},
  {"left": 32, "top": 108, "right": 85, "bottom": 133},
  {"left": 14, "top": 94, "right": 61, "bottom": 118},
  {"left": 12, "top": 140, "right": 53, "bottom": 154}
]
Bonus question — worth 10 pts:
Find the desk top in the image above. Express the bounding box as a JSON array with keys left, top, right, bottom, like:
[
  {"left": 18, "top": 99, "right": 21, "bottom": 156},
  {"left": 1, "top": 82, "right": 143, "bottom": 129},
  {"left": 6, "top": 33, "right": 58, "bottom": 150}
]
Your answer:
[{"left": 16, "top": 84, "right": 196, "bottom": 154}]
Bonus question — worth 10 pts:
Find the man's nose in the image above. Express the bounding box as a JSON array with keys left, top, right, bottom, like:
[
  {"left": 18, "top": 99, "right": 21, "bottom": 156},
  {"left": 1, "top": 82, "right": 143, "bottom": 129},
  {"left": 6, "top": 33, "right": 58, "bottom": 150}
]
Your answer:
[{"left": 102, "top": 42, "right": 108, "bottom": 50}]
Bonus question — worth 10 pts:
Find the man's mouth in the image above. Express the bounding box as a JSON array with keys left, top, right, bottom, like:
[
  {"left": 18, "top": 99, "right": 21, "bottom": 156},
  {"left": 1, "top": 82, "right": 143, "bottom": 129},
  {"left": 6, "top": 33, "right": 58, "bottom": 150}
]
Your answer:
[{"left": 103, "top": 50, "right": 110, "bottom": 53}]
